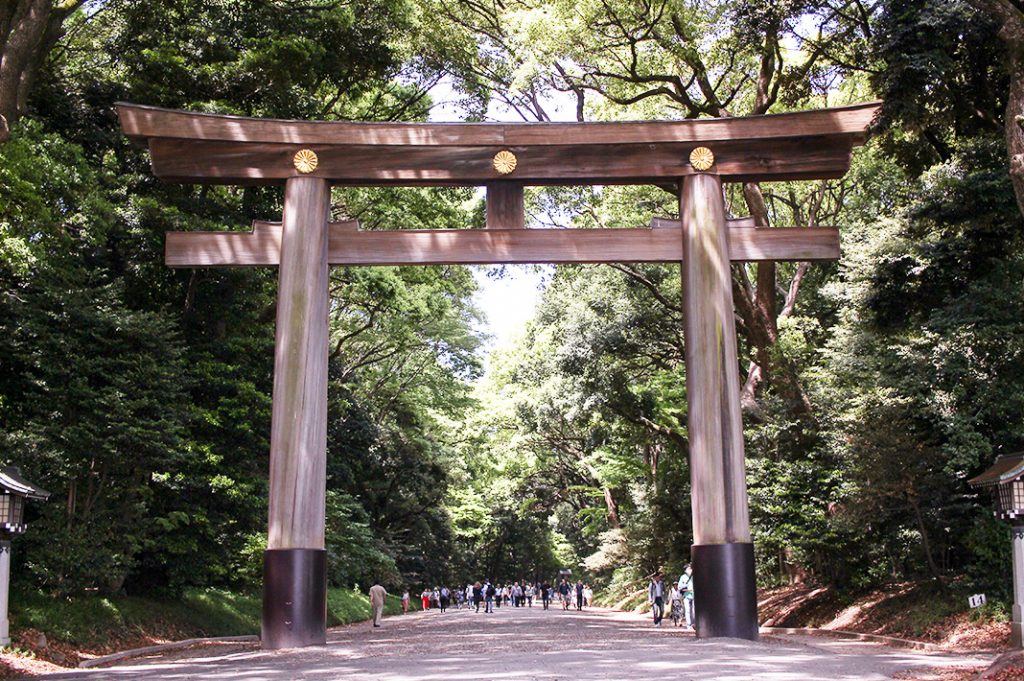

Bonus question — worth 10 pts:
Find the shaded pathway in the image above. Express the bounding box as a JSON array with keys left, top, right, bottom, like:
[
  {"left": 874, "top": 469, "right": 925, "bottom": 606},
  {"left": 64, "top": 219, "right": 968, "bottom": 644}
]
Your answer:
[{"left": 36, "top": 605, "right": 995, "bottom": 680}]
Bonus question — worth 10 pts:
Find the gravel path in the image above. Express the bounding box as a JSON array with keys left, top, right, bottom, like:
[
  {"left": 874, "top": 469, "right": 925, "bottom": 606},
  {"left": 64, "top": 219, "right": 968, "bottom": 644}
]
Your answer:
[{"left": 34, "top": 605, "right": 996, "bottom": 680}]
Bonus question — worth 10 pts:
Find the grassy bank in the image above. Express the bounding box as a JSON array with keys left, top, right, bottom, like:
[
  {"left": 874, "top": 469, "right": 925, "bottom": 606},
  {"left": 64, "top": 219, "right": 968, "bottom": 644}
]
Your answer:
[{"left": 8, "top": 586, "right": 410, "bottom": 652}]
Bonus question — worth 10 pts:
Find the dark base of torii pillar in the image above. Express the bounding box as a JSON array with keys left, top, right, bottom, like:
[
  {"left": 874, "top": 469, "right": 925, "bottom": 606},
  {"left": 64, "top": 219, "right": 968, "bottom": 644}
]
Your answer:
[
  {"left": 262, "top": 549, "right": 327, "bottom": 649},
  {"left": 691, "top": 543, "right": 758, "bottom": 639},
  {"left": 680, "top": 171, "right": 759, "bottom": 642}
]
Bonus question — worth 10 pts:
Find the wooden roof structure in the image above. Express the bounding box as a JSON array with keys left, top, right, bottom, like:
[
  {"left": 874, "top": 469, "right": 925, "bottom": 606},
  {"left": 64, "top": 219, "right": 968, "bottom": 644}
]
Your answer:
[
  {"left": 969, "top": 454, "right": 1024, "bottom": 488},
  {"left": 0, "top": 467, "right": 49, "bottom": 500},
  {"left": 117, "top": 101, "right": 880, "bottom": 269}
]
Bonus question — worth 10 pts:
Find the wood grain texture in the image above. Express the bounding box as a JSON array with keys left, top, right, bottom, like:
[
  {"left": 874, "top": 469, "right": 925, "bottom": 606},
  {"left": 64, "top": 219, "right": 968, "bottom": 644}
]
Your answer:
[
  {"left": 652, "top": 217, "right": 764, "bottom": 229},
  {"left": 118, "top": 101, "right": 879, "bottom": 146},
  {"left": 145, "top": 136, "right": 856, "bottom": 185},
  {"left": 267, "top": 177, "right": 330, "bottom": 550},
  {"left": 486, "top": 182, "right": 524, "bottom": 229},
  {"left": 164, "top": 224, "right": 840, "bottom": 267},
  {"left": 681, "top": 174, "right": 752, "bottom": 546}
]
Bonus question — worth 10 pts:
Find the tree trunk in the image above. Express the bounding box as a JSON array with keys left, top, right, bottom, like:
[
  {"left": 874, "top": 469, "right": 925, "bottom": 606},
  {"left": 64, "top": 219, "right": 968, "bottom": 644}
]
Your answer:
[
  {"left": 602, "top": 486, "right": 621, "bottom": 529},
  {"left": 734, "top": 181, "right": 814, "bottom": 419},
  {"left": 964, "top": 1, "right": 1024, "bottom": 217},
  {"left": 0, "top": 0, "right": 83, "bottom": 143},
  {"left": 0, "top": 0, "right": 50, "bottom": 140},
  {"left": 908, "top": 495, "right": 941, "bottom": 580},
  {"left": 1005, "top": 26, "right": 1024, "bottom": 217}
]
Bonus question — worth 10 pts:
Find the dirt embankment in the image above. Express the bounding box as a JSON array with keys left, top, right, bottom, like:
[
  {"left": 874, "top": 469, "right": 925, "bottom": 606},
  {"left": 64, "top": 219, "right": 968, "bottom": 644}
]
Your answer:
[
  {"left": 0, "top": 624, "right": 203, "bottom": 679},
  {"left": 758, "top": 582, "right": 1010, "bottom": 651}
]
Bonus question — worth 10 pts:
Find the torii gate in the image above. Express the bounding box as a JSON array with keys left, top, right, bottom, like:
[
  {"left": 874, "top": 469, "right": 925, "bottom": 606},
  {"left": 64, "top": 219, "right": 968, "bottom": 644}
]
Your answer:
[{"left": 118, "top": 101, "right": 877, "bottom": 649}]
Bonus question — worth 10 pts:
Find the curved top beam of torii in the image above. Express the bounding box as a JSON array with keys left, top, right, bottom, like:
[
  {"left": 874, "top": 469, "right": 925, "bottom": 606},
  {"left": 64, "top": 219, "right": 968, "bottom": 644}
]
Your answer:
[{"left": 116, "top": 101, "right": 879, "bottom": 186}]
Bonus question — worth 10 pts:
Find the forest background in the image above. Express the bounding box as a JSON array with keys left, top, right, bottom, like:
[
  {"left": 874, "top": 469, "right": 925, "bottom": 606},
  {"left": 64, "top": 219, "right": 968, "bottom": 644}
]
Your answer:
[{"left": 1, "top": 0, "right": 1023, "bottom": 625}]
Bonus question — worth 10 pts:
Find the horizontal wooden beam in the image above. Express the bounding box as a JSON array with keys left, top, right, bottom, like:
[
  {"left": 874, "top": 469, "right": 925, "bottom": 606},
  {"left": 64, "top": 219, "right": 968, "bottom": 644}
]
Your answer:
[
  {"left": 652, "top": 217, "right": 764, "bottom": 229},
  {"left": 165, "top": 222, "right": 840, "bottom": 268},
  {"left": 145, "top": 136, "right": 856, "bottom": 186},
  {"left": 119, "top": 102, "right": 879, "bottom": 147}
]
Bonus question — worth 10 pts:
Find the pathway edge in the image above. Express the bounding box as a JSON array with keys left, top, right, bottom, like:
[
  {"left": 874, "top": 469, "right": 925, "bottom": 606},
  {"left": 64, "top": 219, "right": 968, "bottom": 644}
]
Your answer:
[
  {"left": 761, "top": 626, "right": 997, "bottom": 653},
  {"left": 78, "top": 635, "right": 258, "bottom": 668}
]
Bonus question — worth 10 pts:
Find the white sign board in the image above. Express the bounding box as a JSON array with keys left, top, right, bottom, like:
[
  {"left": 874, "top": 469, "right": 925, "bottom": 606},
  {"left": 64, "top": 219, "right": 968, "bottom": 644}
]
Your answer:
[{"left": 968, "top": 593, "right": 987, "bottom": 608}]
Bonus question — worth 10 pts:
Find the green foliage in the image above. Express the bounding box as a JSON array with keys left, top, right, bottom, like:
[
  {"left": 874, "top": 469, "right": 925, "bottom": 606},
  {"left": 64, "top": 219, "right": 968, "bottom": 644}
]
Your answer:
[
  {"left": 964, "top": 513, "right": 1012, "bottom": 598},
  {"left": 325, "top": 491, "right": 400, "bottom": 591},
  {"left": 436, "top": 0, "right": 1024, "bottom": 600},
  {"left": 871, "top": 0, "right": 1008, "bottom": 173},
  {"left": 10, "top": 586, "right": 408, "bottom": 646},
  {"left": 3, "top": 275, "right": 189, "bottom": 594},
  {"left": 11, "top": 588, "right": 261, "bottom": 645},
  {"left": 807, "top": 134, "right": 1024, "bottom": 585}
]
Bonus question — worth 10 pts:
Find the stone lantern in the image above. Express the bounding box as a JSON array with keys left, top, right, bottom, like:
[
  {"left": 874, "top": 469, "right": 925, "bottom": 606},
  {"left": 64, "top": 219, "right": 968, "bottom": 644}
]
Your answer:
[
  {"left": 969, "top": 453, "right": 1024, "bottom": 647},
  {"left": 0, "top": 466, "right": 49, "bottom": 646}
]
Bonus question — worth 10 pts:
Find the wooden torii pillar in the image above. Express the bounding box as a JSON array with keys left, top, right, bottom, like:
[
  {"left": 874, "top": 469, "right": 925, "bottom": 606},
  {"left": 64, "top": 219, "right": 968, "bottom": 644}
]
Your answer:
[{"left": 118, "top": 101, "right": 877, "bottom": 648}]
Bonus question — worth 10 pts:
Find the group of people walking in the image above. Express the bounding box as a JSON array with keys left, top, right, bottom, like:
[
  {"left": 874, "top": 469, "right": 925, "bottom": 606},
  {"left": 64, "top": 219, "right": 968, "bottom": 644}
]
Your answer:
[
  {"left": 385, "top": 567, "right": 696, "bottom": 632},
  {"left": 648, "top": 565, "right": 695, "bottom": 628},
  {"left": 400, "top": 579, "right": 595, "bottom": 614}
]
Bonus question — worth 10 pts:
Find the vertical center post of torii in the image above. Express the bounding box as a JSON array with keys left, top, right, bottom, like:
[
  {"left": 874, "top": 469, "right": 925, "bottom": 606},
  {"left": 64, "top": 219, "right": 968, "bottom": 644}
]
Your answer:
[
  {"left": 681, "top": 173, "right": 758, "bottom": 640},
  {"left": 262, "top": 177, "right": 331, "bottom": 649}
]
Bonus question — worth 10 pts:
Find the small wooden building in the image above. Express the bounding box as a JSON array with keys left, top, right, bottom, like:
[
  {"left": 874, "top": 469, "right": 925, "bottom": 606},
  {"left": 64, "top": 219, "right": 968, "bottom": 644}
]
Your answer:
[
  {"left": 0, "top": 466, "right": 49, "bottom": 537},
  {"left": 969, "top": 454, "right": 1024, "bottom": 522}
]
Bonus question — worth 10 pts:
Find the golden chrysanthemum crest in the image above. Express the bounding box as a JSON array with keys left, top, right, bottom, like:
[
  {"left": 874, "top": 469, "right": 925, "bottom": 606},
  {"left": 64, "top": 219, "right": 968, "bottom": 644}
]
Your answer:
[
  {"left": 689, "top": 146, "right": 715, "bottom": 171},
  {"left": 492, "top": 150, "right": 518, "bottom": 175},
  {"left": 293, "top": 149, "right": 319, "bottom": 174}
]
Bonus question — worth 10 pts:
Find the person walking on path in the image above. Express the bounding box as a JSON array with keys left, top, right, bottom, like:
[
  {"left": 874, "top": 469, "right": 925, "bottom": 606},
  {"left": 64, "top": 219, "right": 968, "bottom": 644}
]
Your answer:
[
  {"left": 370, "top": 583, "right": 388, "bottom": 628},
  {"left": 401, "top": 589, "right": 410, "bottom": 614},
  {"left": 649, "top": 572, "right": 665, "bottom": 627},
  {"left": 421, "top": 588, "right": 431, "bottom": 611},
  {"left": 678, "top": 565, "right": 695, "bottom": 629},
  {"left": 669, "top": 583, "right": 683, "bottom": 627},
  {"left": 473, "top": 581, "right": 483, "bottom": 613},
  {"left": 439, "top": 586, "right": 450, "bottom": 612},
  {"left": 575, "top": 580, "right": 585, "bottom": 611},
  {"left": 485, "top": 581, "right": 495, "bottom": 613}
]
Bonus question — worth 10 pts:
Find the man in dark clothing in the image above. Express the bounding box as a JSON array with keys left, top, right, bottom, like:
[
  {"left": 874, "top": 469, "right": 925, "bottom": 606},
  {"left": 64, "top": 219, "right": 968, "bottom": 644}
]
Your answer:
[
  {"left": 485, "top": 581, "right": 495, "bottom": 613},
  {"left": 541, "top": 582, "right": 551, "bottom": 609},
  {"left": 473, "top": 582, "right": 483, "bottom": 613},
  {"left": 575, "top": 580, "right": 585, "bottom": 611}
]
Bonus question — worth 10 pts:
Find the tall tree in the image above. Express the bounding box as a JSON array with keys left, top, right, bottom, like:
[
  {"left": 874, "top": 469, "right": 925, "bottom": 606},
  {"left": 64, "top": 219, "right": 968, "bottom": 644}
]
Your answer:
[
  {"left": 0, "top": 0, "right": 87, "bottom": 142},
  {"left": 962, "top": 0, "right": 1024, "bottom": 216},
  {"left": 433, "top": 0, "right": 875, "bottom": 422}
]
